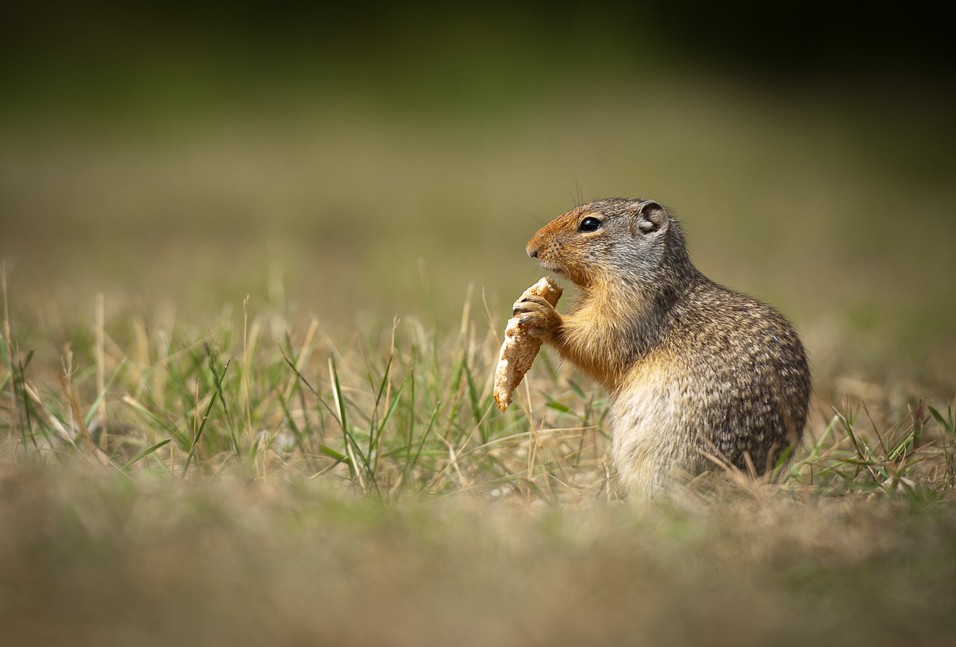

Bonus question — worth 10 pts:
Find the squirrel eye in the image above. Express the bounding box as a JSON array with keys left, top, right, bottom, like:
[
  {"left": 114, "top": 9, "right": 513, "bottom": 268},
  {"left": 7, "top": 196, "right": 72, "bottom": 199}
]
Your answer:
[{"left": 578, "top": 217, "right": 602, "bottom": 233}]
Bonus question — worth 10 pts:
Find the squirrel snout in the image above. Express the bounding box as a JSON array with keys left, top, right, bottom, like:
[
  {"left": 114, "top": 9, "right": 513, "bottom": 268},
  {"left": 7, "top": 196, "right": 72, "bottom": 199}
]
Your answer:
[{"left": 526, "top": 244, "right": 539, "bottom": 259}]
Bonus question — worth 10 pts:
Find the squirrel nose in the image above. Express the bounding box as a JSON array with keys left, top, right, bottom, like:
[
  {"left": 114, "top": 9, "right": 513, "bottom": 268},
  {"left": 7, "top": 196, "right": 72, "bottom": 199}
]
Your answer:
[{"left": 526, "top": 242, "right": 539, "bottom": 259}]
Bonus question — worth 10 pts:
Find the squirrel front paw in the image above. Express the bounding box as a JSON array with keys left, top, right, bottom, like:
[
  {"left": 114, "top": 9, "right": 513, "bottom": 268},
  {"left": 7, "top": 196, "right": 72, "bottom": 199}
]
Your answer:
[{"left": 512, "top": 294, "right": 562, "bottom": 340}]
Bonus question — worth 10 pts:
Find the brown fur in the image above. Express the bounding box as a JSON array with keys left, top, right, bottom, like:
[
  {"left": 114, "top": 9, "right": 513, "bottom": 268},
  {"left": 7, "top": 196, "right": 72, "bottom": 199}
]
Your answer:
[{"left": 515, "top": 198, "right": 811, "bottom": 495}]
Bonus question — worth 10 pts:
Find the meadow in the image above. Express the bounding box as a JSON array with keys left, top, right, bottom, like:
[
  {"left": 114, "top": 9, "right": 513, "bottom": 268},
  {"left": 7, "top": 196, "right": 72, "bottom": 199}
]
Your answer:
[{"left": 2, "top": 53, "right": 956, "bottom": 645}]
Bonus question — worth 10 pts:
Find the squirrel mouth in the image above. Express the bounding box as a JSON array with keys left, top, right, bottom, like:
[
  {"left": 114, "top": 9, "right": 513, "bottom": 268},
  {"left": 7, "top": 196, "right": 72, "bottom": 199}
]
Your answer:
[
  {"left": 536, "top": 261, "right": 564, "bottom": 276},
  {"left": 537, "top": 263, "right": 585, "bottom": 287}
]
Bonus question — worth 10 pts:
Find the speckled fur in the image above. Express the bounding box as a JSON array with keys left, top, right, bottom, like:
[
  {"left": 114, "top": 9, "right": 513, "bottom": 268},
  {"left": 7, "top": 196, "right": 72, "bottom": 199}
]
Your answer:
[{"left": 516, "top": 197, "right": 811, "bottom": 496}]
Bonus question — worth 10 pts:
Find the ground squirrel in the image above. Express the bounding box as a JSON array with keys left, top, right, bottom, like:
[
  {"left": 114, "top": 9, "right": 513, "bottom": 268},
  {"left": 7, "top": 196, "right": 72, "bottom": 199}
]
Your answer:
[{"left": 515, "top": 197, "right": 811, "bottom": 495}]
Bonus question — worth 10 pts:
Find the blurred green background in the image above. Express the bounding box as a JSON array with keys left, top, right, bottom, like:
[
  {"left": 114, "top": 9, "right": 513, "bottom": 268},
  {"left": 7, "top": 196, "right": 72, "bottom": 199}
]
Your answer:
[{"left": 2, "top": 1, "right": 954, "bottom": 385}]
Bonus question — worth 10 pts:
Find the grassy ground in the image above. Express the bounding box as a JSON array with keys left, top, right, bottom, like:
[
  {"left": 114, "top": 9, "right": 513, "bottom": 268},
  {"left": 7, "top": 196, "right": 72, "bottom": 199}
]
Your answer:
[
  {"left": 2, "top": 70, "right": 956, "bottom": 645},
  {"left": 3, "top": 265, "right": 956, "bottom": 646}
]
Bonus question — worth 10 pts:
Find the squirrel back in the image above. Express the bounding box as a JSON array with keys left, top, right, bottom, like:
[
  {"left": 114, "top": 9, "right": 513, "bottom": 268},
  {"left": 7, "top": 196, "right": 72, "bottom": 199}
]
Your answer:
[{"left": 517, "top": 197, "right": 811, "bottom": 494}]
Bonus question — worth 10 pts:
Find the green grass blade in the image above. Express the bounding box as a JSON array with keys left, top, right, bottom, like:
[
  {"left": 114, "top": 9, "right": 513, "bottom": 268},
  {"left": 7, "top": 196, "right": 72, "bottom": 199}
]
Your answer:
[
  {"left": 205, "top": 345, "right": 229, "bottom": 416},
  {"left": 329, "top": 355, "right": 371, "bottom": 485},
  {"left": 124, "top": 438, "right": 172, "bottom": 468},
  {"left": 318, "top": 444, "right": 348, "bottom": 463},
  {"left": 406, "top": 402, "right": 441, "bottom": 491},
  {"left": 182, "top": 358, "right": 231, "bottom": 479},
  {"left": 281, "top": 346, "right": 319, "bottom": 396},
  {"left": 83, "top": 357, "right": 129, "bottom": 428}
]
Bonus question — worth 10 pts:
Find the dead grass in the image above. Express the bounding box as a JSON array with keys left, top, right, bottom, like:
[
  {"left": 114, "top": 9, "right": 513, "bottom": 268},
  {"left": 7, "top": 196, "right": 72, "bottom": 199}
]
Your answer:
[{"left": 1, "top": 462, "right": 955, "bottom": 647}]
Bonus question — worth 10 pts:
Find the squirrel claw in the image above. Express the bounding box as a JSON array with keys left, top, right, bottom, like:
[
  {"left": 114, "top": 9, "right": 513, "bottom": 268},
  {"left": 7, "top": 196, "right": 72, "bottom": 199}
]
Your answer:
[
  {"left": 513, "top": 296, "right": 561, "bottom": 339},
  {"left": 513, "top": 294, "right": 554, "bottom": 316}
]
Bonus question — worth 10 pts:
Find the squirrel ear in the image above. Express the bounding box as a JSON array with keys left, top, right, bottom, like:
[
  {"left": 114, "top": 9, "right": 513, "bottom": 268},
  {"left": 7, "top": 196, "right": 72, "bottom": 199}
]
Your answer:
[{"left": 636, "top": 200, "right": 667, "bottom": 234}]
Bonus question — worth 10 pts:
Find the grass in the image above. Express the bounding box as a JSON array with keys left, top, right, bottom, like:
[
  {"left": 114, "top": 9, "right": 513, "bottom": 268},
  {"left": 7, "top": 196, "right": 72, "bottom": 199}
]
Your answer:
[
  {"left": 2, "top": 70, "right": 956, "bottom": 645},
  {"left": 2, "top": 268, "right": 956, "bottom": 646},
  {"left": 0, "top": 274, "right": 609, "bottom": 499},
  {"left": 2, "top": 270, "right": 954, "bottom": 500}
]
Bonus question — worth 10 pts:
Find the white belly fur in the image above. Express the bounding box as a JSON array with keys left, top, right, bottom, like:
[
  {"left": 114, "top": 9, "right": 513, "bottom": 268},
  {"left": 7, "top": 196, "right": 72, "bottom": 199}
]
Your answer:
[{"left": 609, "top": 361, "right": 696, "bottom": 496}]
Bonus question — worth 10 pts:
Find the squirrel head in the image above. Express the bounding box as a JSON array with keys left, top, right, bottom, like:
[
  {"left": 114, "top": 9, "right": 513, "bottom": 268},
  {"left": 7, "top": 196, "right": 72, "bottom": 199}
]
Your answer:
[{"left": 527, "top": 198, "right": 689, "bottom": 289}]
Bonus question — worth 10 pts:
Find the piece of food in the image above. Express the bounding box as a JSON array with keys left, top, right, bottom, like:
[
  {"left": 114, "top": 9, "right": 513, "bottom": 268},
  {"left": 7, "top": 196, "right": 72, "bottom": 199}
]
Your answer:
[{"left": 493, "top": 277, "right": 563, "bottom": 411}]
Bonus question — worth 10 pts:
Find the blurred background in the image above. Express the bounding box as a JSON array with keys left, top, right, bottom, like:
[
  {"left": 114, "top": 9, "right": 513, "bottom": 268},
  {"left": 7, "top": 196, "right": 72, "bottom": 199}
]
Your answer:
[{"left": 2, "top": 1, "right": 954, "bottom": 388}]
